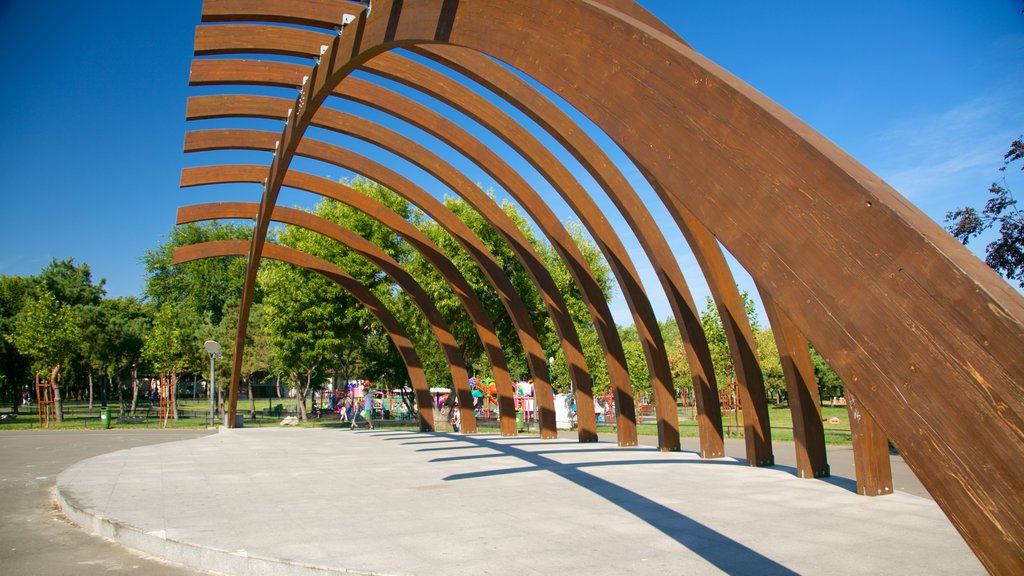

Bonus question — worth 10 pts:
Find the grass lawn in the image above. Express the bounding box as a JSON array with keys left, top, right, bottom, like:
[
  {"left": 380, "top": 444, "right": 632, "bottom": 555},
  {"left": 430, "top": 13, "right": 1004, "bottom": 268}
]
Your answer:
[{"left": 1, "top": 399, "right": 855, "bottom": 444}]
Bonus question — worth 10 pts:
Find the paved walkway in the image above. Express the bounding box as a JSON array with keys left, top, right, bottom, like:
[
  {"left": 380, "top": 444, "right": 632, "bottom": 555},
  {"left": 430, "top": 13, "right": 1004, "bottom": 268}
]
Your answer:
[
  {"left": 0, "top": 429, "right": 212, "bottom": 576},
  {"left": 53, "top": 427, "right": 983, "bottom": 575}
]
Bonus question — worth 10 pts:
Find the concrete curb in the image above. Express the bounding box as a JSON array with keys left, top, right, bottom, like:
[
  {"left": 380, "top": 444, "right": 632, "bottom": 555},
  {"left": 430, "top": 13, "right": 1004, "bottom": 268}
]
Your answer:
[{"left": 55, "top": 472, "right": 382, "bottom": 576}]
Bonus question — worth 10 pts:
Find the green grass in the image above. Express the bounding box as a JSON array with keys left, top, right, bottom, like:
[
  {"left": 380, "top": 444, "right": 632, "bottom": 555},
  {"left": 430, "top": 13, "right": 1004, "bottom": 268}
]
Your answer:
[
  {"left": 590, "top": 403, "right": 854, "bottom": 445},
  {"left": 1, "top": 399, "right": 855, "bottom": 444}
]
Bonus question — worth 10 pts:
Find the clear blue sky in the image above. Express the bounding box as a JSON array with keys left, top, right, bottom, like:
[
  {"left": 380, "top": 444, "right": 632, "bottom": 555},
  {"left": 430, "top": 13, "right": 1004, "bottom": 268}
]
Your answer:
[{"left": 1, "top": 1, "right": 1021, "bottom": 326}]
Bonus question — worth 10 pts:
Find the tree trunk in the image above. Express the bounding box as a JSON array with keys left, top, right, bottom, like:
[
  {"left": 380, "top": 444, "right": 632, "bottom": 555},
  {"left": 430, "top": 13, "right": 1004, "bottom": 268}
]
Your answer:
[
  {"left": 275, "top": 376, "right": 282, "bottom": 398},
  {"left": 50, "top": 365, "right": 64, "bottom": 423},
  {"left": 296, "top": 372, "right": 310, "bottom": 422},
  {"left": 171, "top": 370, "right": 179, "bottom": 420},
  {"left": 116, "top": 369, "right": 125, "bottom": 417},
  {"left": 130, "top": 365, "right": 139, "bottom": 415},
  {"left": 87, "top": 366, "right": 94, "bottom": 409},
  {"left": 247, "top": 375, "right": 256, "bottom": 418},
  {"left": 100, "top": 371, "right": 108, "bottom": 408}
]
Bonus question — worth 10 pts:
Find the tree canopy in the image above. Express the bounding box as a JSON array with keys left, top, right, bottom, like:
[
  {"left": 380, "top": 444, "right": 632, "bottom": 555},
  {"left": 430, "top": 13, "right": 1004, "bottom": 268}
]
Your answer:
[{"left": 946, "top": 137, "right": 1024, "bottom": 288}]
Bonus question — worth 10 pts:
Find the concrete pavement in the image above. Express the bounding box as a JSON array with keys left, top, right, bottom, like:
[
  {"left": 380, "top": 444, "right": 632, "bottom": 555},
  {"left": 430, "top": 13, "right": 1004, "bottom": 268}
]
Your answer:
[
  {"left": 0, "top": 429, "right": 212, "bottom": 576},
  {"left": 52, "top": 427, "right": 983, "bottom": 575}
]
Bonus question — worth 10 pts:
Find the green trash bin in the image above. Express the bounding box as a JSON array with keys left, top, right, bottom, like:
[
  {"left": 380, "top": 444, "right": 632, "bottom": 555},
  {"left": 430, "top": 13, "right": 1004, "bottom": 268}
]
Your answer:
[
  {"left": 516, "top": 409, "right": 523, "bottom": 432},
  {"left": 100, "top": 407, "right": 110, "bottom": 429}
]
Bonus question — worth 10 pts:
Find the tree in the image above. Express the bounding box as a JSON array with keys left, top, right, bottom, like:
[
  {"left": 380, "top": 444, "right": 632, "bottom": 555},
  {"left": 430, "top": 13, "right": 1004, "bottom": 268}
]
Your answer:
[
  {"left": 700, "top": 296, "right": 736, "bottom": 389},
  {"left": 259, "top": 259, "right": 347, "bottom": 422},
  {"left": 0, "top": 276, "right": 33, "bottom": 406},
  {"left": 141, "top": 302, "right": 198, "bottom": 419},
  {"left": 660, "top": 317, "right": 692, "bottom": 393},
  {"left": 754, "top": 328, "right": 785, "bottom": 402},
  {"left": 37, "top": 258, "right": 106, "bottom": 404},
  {"left": 618, "top": 325, "right": 650, "bottom": 400},
  {"left": 809, "top": 345, "right": 844, "bottom": 402},
  {"left": 143, "top": 222, "right": 252, "bottom": 325},
  {"left": 946, "top": 137, "right": 1024, "bottom": 288},
  {"left": 6, "top": 289, "right": 80, "bottom": 421},
  {"left": 209, "top": 299, "right": 274, "bottom": 418},
  {"left": 98, "top": 297, "right": 150, "bottom": 411},
  {"left": 38, "top": 258, "right": 105, "bottom": 307},
  {"left": 699, "top": 291, "right": 764, "bottom": 392}
]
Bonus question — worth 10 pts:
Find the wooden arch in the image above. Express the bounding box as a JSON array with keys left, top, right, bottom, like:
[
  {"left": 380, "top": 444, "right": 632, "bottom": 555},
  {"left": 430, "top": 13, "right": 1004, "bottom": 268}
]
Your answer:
[
  {"left": 180, "top": 160, "right": 567, "bottom": 438},
  {"left": 178, "top": 2, "right": 1024, "bottom": 571},
  {"left": 174, "top": 240, "right": 435, "bottom": 431},
  {"left": 187, "top": 93, "right": 633, "bottom": 443},
  {"left": 177, "top": 203, "right": 485, "bottom": 432}
]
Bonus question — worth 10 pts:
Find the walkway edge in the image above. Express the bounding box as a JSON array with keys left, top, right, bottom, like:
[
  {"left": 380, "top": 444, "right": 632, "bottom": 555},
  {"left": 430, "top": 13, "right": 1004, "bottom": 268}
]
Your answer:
[{"left": 54, "top": 479, "right": 382, "bottom": 576}]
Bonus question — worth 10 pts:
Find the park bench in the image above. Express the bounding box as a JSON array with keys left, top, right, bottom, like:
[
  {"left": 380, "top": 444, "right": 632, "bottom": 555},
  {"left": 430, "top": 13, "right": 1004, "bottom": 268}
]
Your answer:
[{"left": 0, "top": 407, "right": 17, "bottom": 421}]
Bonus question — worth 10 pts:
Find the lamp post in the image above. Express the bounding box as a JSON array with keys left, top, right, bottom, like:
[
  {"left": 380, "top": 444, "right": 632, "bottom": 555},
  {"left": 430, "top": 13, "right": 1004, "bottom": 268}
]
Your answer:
[{"left": 203, "top": 340, "right": 221, "bottom": 427}]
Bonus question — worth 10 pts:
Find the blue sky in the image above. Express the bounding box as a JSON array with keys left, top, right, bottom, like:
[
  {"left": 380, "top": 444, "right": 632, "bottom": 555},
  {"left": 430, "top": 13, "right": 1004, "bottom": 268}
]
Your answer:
[{"left": 1, "top": 1, "right": 1021, "bottom": 327}]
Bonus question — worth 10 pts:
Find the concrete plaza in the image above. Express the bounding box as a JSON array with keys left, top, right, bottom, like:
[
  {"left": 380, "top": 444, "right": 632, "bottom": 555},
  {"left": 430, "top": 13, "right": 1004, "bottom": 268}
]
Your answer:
[{"left": 50, "top": 427, "right": 983, "bottom": 575}]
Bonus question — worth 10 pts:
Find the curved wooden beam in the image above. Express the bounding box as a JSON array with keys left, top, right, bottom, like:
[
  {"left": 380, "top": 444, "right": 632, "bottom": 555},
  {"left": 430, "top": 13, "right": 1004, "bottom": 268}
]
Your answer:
[
  {"left": 187, "top": 94, "right": 629, "bottom": 443},
  {"left": 178, "top": 158, "right": 562, "bottom": 439},
  {"left": 200, "top": 0, "right": 364, "bottom": 29},
  {"left": 305, "top": 106, "right": 636, "bottom": 444},
  {"left": 177, "top": 202, "right": 482, "bottom": 433},
  {"left": 321, "top": 2, "right": 1024, "bottom": 571},
  {"left": 338, "top": 60, "right": 683, "bottom": 449},
  {"left": 173, "top": 239, "right": 433, "bottom": 431},
  {"left": 187, "top": 91, "right": 639, "bottom": 445},
  {"left": 182, "top": 5, "right": 1024, "bottom": 569},
  {"left": 399, "top": 46, "right": 727, "bottom": 458},
  {"left": 185, "top": 19, "right": 779, "bottom": 464},
  {"left": 183, "top": 136, "right": 597, "bottom": 442}
]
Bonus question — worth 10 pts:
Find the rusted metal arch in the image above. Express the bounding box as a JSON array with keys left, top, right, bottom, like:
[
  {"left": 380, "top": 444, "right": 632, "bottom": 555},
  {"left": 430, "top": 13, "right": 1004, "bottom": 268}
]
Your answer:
[
  {"left": 174, "top": 239, "right": 434, "bottom": 431},
  {"left": 177, "top": 202, "right": 485, "bottom": 433},
  {"left": 314, "top": 2, "right": 1024, "bottom": 572},
  {"left": 178, "top": 158, "right": 562, "bottom": 438},
  {"left": 186, "top": 93, "right": 630, "bottom": 444}
]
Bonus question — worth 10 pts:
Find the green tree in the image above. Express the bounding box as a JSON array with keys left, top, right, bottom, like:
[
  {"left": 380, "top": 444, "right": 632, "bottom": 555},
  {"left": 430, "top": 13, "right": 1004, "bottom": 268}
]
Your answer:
[
  {"left": 412, "top": 195, "right": 614, "bottom": 393},
  {"left": 0, "top": 276, "right": 33, "bottom": 406},
  {"left": 810, "top": 345, "right": 844, "bottom": 402},
  {"left": 6, "top": 289, "right": 80, "bottom": 421},
  {"left": 98, "top": 297, "right": 150, "bottom": 411},
  {"left": 946, "top": 137, "right": 1024, "bottom": 288},
  {"left": 754, "top": 327, "right": 785, "bottom": 402},
  {"left": 36, "top": 258, "right": 106, "bottom": 404},
  {"left": 618, "top": 325, "right": 650, "bottom": 400},
  {"left": 208, "top": 299, "right": 274, "bottom": 418},
  {"left": 660, "top": 317, "right": 692, "bottom": 392},
  {"left": 699, "top": 292, "right": 760, "bottom": 390},
  {"left": 143, "top": 222, "right": 252, "bottom": 325},
  {"left": 141, "top": 302, "right": 198, "bottom": 418},
  {"left": 700, "top": 296, "right": 735, "bottom": 389},
  {"left": 38, "top": 258, "right": 105, "bottom": 307}
]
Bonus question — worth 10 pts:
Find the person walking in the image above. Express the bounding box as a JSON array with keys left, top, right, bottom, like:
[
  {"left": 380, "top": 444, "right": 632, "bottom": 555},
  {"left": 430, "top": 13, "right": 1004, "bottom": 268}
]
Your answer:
[
  {"left": 362, "top": 388, "right": 375, "bottom": 430},
  {"left": 339, "top": 394, "right": 351, "bottom": 424}
]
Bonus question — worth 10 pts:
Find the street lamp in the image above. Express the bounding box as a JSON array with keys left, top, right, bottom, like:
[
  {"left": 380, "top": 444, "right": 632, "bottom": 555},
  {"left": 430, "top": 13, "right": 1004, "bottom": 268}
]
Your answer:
[{"left": 203, "top": 340, "right": 221, "bottom": 427}]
